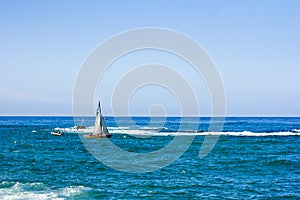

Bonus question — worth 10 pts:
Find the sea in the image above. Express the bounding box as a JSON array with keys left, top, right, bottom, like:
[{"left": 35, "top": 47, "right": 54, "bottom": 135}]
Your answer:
[{"left": 0, "top": 116, "right": 299, "bottom": 199}]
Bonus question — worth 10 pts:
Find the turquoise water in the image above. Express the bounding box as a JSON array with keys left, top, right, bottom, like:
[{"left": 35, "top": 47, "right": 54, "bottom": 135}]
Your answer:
[{"left": 0, "top": 117, "right": 299, "bottom": 199}]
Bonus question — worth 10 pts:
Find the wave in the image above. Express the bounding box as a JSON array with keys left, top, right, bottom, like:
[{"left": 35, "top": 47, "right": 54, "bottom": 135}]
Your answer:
[
  {"left": 291, "top": 129, "right": 300, "bottom": 133},
  {"left": 55, "top": 126, "right": 164, "bottom": 133},
  {"left": 54, "top": 126, "right": 93, "bottom": 133},
  {"left": 0, "top": 181, "right": 91, "bottom": 200},
  {"left": 109, "top": 130, "right": 300, "bottom": 137},
  {"left": 54, "top": 126, "right": 300, "bottom": 137}
]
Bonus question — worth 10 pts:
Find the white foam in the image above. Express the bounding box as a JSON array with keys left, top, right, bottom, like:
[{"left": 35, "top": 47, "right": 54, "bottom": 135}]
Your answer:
[
  {"left": 292, "top": 129, "right": 300, "bottom": 133},
  {"left": 110, "top": 129, "right": 157, "bottom": 135},
  {"left": 194, "top": 131, "right": 300, "bottom": 137},
  {"left": 109, "top": 126, "right": 130, "bottom": 130},
  {"left": 0, "top": 182, "right": 61, "bottom": 200},
  {"left": 140, "top": 126, "right": 162, "bottom": 130},
  {"left": 54, "top": 126, "right": 93, "bottom": 133},
  {"left": 53, "top": 126, "right": 300, "bottom": 137},
  {"left": 110, "top": 129, "right": 300, "bottom": 137},
  {"left": 0, "top": 182, "right": 91, "bottom": 200},
  {"left": 59, "top": 185, "right": 91, "bottom": 197},
  {"left": 56, "top": 126, "right": 129, "bottom": 133}
]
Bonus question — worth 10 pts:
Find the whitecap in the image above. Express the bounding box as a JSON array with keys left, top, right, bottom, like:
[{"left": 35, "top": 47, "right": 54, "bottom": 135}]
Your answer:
[
  {"left": 0, "top": 182, "right": 61, "bottom": 200},
  {"left": 0, "top": 182, "right": 92, "bottom": 200},
  {"left": 53, "top": 126, "right": 300, "bottom": 137},
  {"left": 59, "top": 185, "right": 91, "bottom": 197},
  {"left": 292, "top": 129, "right": 300, "bottom": 133},
  {"left": 109, "top": 129, "right": 300, "bottom": 137}
]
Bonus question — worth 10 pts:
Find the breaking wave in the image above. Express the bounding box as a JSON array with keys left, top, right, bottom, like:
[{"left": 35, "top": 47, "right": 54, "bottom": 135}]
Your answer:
[
  {"left": 55, "top": 126, "right": 300, "bottom": 137},
  {"left": 109, "top": 130, "right": 300, "bottom": 136},
  {"left": 0, "top": 181, "right": 91, "bottom": 200}
]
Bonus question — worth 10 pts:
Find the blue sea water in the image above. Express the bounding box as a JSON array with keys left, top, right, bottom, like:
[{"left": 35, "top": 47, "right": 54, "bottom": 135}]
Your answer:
[{"left": 0, "top": 116, "right": 299, "bottom": 199}]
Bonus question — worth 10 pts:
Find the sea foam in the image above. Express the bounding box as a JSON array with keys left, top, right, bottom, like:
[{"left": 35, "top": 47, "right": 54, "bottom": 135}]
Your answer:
[
  {"left": 56, "top": 126, "right": 300, "bottom": 137},
  {"left": 109, "top": 129, "right": 300, "bottom": 136},
  {"left": 0, "top": 182, "right": 91, "bottom": 200}
]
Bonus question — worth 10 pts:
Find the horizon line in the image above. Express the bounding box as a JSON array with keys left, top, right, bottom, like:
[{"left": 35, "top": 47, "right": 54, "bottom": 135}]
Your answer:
[{"left": 0, "top": 114, "right": 300, "bottom": 117}]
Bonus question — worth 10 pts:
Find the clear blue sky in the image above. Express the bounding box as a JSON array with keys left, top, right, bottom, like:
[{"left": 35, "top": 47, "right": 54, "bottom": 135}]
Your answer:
[{"left": 0, "top": 0, "right": 299, "bottom": 116}]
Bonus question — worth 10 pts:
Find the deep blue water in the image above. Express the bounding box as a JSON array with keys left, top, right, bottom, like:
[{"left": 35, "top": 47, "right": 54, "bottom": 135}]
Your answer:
[{"left": 0, "top": 117, "right": 299, "bottom": 199}]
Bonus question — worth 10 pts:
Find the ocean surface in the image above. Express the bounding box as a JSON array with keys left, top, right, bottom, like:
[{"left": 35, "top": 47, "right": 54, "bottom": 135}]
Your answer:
[{"left": 0, "top": 116, "right": 299, "bottom": 199}]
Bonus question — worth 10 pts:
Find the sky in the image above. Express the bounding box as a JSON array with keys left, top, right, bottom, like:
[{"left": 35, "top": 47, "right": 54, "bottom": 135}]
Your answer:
[{"left": 0, "top": 0, "right": 299, "bottom": 116}]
